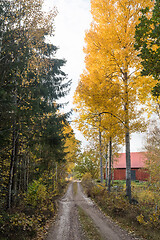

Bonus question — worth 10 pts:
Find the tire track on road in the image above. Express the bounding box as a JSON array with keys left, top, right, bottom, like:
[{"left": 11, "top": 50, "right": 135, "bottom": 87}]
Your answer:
[{"left": 46, "top": 181, "right": 140, "bottom": 240}]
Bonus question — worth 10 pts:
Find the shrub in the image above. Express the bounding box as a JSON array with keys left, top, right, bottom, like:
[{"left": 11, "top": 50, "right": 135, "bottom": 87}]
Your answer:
[
  {"left": 137, "top": 211, "right": 160, "bottom": 229},
  {"left": 82, "top": 172, "right": 92, "bottom": 182},
  {"left": 25, "top": 180, "right": 47, "bottom": 208}
]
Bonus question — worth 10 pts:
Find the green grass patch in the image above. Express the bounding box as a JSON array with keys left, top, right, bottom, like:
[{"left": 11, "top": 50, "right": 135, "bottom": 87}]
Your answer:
[{"left": 78, "top": 206, "right": 103, "bottom": 240}]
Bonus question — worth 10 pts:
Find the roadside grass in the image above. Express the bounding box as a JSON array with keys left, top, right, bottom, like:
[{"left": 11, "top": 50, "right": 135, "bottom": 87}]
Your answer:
[
  {"left": 78, "top": 206, "right": 103, "bottom": 240},
  {"left": 82, "top": 179, "right": 160, "bottom": 240}
]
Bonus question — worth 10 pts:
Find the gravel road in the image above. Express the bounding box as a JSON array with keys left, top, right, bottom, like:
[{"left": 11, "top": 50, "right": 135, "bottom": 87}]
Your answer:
[{"left": 46, "top": 181, "right": 139, "bottom": 240}]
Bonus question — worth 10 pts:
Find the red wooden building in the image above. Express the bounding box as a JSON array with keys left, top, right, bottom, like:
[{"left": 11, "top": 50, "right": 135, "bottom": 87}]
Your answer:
[{"left": 113, "top": 152, "right": 149, "bottom": 181}]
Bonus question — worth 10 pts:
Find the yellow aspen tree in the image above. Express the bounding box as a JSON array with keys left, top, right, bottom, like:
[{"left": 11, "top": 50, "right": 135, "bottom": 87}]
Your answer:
[
  {"left": 75, "top": 0, "right": 155, "bottom": 201},
  {"left": 73, "top": 96, "right": 124, "bottom": 183}
]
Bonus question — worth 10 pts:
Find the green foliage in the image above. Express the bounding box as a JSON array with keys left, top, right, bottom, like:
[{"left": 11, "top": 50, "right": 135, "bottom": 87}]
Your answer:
[
  {"left": 0, "top": 1, "right": 73, "bottom": 239},
  {"left": 74, "top": 150, "right": 99, "bottom": 179},
  {"left": 25, "top": 180, "right": 47, "bottom": 208},
  {"left": 135, "top": 0, "right": 160, "bottom": 96},
  {"left": 0, "top": 178, "right": 68, "bottom": 239}
]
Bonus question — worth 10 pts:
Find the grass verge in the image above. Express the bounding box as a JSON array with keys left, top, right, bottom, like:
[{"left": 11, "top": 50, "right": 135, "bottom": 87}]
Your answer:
[
  {"left": 81, "top": 179, "right": 160, "bottom": 240},
  {"left": 78, "top": 206, "right": 103, "bottom": 240},
  {"left": 73, "top": 181, "right": 78, "bottom": 196}
]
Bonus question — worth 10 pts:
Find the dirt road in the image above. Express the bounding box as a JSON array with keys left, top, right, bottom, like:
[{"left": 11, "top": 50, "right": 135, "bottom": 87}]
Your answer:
[{"left": 46, "top": 182, "right": 139, "bottom": 240}]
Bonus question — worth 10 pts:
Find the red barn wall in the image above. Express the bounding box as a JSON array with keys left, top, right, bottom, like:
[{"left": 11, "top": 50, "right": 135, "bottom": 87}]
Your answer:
[
  {"left": 114, "top": 169, "right": 126, "bottom": 180},
  {"left": 113, "top": 168, "right": 149, "bottom": 181},
  {"left": 134, "top": 168, "right": 149, "bottom": 181}
]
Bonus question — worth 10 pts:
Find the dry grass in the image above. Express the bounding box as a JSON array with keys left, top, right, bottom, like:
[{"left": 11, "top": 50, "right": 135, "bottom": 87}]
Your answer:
[
  {"left": 81, "top": 179, "right": 160, "bottom": 240},
  {"left": 78, "top": 206, "right": 103, "bottom": 240}
]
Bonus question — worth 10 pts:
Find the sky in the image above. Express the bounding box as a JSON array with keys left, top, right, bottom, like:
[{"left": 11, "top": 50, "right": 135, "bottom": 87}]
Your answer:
[
  {"left": 44, "top": 0, "right": 92, "bottom": 108},
  {"left": 43, "top": 0, "right": 147, "bottom": 153}
]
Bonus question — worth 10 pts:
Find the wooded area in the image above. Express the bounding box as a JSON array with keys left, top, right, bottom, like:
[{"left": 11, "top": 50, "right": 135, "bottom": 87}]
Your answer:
[{"left": 0, "top": 1, "right": 80, "bottom": 238}]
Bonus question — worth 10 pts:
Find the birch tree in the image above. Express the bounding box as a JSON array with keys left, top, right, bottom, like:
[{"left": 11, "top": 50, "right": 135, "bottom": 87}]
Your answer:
[{"left": 74, "top": 0, "right": 155, "bottom": 201}]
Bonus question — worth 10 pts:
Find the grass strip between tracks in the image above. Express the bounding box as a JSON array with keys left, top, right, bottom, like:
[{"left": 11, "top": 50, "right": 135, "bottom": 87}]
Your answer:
[
  {"left": 73, "top": 181, "right": 78, "bottom": 196},
  {"left": 78, "top": 206, "right": 103, "bottom": 240}
]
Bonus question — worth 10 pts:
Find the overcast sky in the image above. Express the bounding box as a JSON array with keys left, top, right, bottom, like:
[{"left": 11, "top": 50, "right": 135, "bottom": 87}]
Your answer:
[
  {"left": 43, "top": 0, "right": 147, "bottom": 152},
  {"left": 44, "top": 0, "right": 92, "bottom": 110}
]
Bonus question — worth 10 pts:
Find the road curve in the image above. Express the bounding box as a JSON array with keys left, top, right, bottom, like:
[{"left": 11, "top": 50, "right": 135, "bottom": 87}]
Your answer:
[{"left": 46, "top": 181, "right": 139, "bottom": 240}]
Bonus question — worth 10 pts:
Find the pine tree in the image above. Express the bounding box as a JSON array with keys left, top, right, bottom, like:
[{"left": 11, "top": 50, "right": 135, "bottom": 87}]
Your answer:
[
  {"left": 0, "top": 0, "right": 70, "bottom": 208},
  {"left": 135, "top": 0, "right": 160, "bottom": 115}
]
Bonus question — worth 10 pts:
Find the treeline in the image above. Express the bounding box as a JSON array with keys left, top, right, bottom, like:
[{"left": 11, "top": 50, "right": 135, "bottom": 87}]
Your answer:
[{"left": 0, "top": 0, "right": 72, "bottom": 215}]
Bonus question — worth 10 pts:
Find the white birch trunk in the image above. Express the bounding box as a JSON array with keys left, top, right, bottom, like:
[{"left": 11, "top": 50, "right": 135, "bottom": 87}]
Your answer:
[
  {"left": 108, "top": 137, "right": 112, "bottom": 192},
  {"left": 99, "top": 116, "right": 103, "bottom": 183}
]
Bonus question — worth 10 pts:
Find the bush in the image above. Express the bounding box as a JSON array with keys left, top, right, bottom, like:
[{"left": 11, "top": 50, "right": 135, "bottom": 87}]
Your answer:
[
  {"left": 82, "top": 172, "right": 92, "bottom": 182},
  {"left": 25, "top": 180, "right": 47, "bottom": 208},
  {"left": 0, "top": 178, "right": 68, "bottom": 240},
  {"left": 137, "top": 210, "right": 160, "bottom": 230}
]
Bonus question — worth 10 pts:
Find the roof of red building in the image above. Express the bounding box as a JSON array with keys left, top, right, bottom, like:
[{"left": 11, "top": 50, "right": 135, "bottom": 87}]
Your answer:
[{"left": 113, "top": 152, "right": 147, "bottom": 169}]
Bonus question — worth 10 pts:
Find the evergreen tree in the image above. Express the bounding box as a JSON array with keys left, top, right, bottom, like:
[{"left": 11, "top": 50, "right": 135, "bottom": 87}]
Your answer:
[
  {"left": 135, "top": 0, "right": 160, "bottom": 81},
  {"left": 135, "top": 0, "right": 160, "bottom": 114},
  {"left": 0, "top": 0, "right": 71, "bottom": 208}
]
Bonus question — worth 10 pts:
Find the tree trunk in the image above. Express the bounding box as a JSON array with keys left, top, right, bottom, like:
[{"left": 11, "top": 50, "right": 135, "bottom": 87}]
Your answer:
[
  {"left": 56, "top": 162, "right": 58, "bottom": 182},
  {"left": 99, "top": 119, "right": 103, "bottom": 183},
  {"left": 108, "top": 137, "right": 112, "bottom": 192},
  {"left": 18, "top": 157, "right": 21, "bottom": 192},
  {"left": 7, "top": 80, "right": 19, "bottom": 208},
  {"left": 105, "top": 144, "right": 108, "bottom": 186},
  {"left": 125, "top": 130, "right": 131, "bottom": 201},
  {"left": 12, "top": 135, "right": 19, "bottom": 206},
  {"left": 111, "top": 159, "right": 114, "bottom": 185},
  {"left": 23, "top": 157, "right": 26, "bottom": 191},
  {"left": 8, "top": 121, "right": 17, "bottom": 208},
  {"left": 124, "top": 71, "right": 131, "bottom": 202}
]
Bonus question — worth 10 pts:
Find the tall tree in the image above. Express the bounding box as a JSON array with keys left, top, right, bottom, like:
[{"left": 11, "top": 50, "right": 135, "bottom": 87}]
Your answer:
[
  {"left": 135, "top": 0, "right": 160, "bottom": 81},
  {"left": 73, "top": 98, "right": 123, "bottom": 183},
  {"left": 74, "top": 0, "right": 154, "bottom": 201},
  {"left": 63, "top": 122, "right": 81, "bottom": 162},
  {"left": 135, "top": 0, "right": 160, "bottom": 115},
  {"left": 0, "top": 0, "right": 70, "bottom": 208}
]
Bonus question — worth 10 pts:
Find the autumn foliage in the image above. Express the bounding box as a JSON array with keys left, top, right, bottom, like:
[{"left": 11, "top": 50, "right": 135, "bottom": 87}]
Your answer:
[{"left": 74, "top": 0, "right": 158, "bottom": 200}]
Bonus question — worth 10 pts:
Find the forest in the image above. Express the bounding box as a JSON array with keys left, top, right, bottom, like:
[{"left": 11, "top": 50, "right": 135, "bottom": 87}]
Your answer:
[
  {"left": 0, "top": 0, "right": 80, "bottom": 239},
  {"left": 0, "top": 0, "right": 160, "bottom": 239}
]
